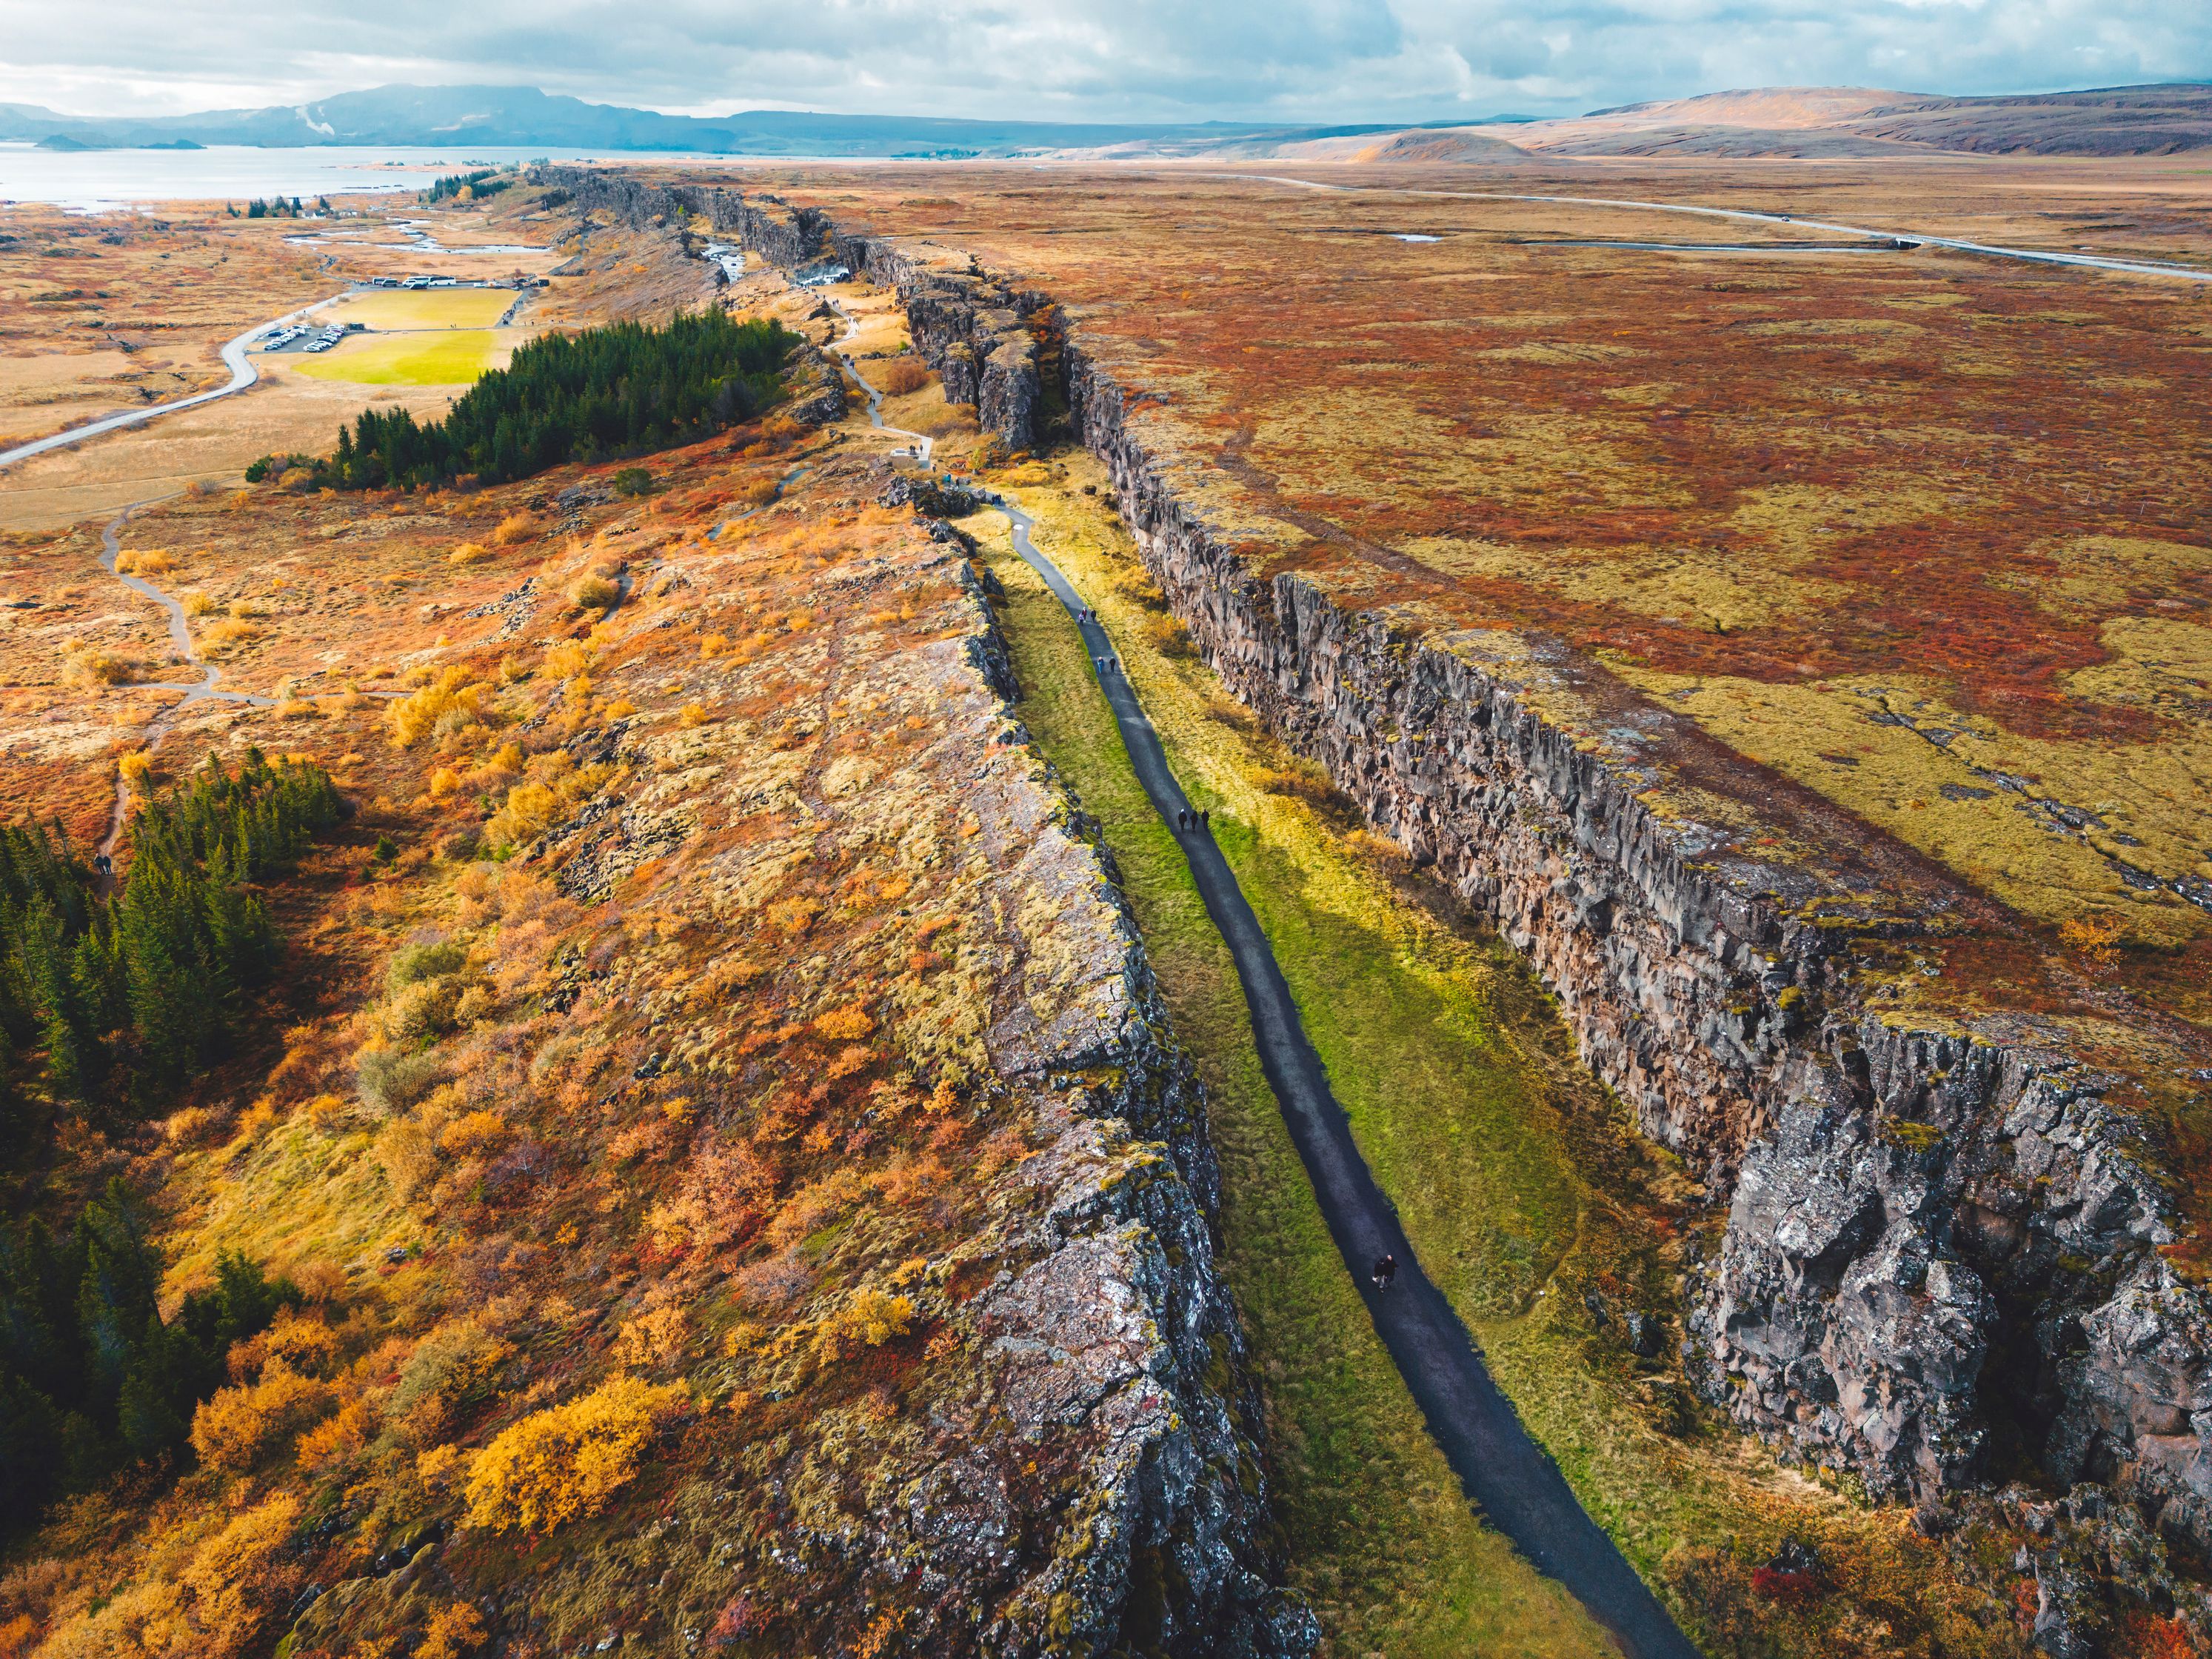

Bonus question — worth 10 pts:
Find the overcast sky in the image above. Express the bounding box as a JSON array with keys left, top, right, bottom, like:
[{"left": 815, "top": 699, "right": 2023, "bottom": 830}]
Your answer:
[{"left": 1, "top": 0, "right": 2205, "bottom": 123}]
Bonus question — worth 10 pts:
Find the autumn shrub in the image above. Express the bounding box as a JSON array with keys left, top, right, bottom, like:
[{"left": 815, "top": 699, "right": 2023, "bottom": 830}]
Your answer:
[
  {"left": 813, "top": 1288, "right": 915, "bottom": 1363},
  {"left": 114, "top": 548, "right": 178, "bottom": 576},
  {"left": 461, "top": 1373, "right": 688, "bottom": 1533},
  {"left": 447, "top": 541, "right": 492, "bottom": 567},
  {"left": 387, "top": 972, "right": 481, "bottom": 1044},
  {"left": 812, "top": 1002, "right": 875, "bottom": 1042},
  {"left": 1253, "top": 758, "right": 1336, "bottom": 805},
  {"left": 1141, "top": 612, "right": 1197, "bottom": 658},
  {"left": 568, "top": 573, "right": 621, "bottom": 612},
  {"left": 390, "top": 939, "right": 468, "bottom": 991},
  {"left": 876, "top": 357, "right": 930, "bottom": 395},
  {"left": 62, "top": 647, "right": 136, "bottom": 689},
  {"left": 612, "top": 1305, "right": 689, "bottom": 1370},
  {"left": 491, "top": 511, "right": 542, "bottom": 547},
  {"left": 385, "top": 667, "right": 491, "bottom": 750},
  {"left": 438, "top": 1109, "right": 510, "bottom": 1158},
  {"left": 485, "top": 781, "right": 558, "bottom": 849},
  {"left": 416, "top": 1603, "right": 489, "bottom": 1659},
  {"left": 374, "top": 1115, "right": 438, "bottom": 1201},
  {"left": 292, "top": 1395, "right": 375, "bottom": 1466},
  {"left": 190, "top": 1358, "right": 333, "bottom": 1472},
  {"left": 199, "top": 618, "right": 258, "bottom": 652},
  {"left": 255, "top": 1306, "right": 343, "bottom": 1377},
  {"left": 182, "top": 1492, "right": 301, "bottom": 1655},
  {"left": 389, "top": 1321, "right": 514, "bottom": 1438},
  {"left": 2059, "top": 912, "right": 2127, "bottom": 964},
  {"left": 356, "top": 1044, "right": 446, "bottom": 1113}
]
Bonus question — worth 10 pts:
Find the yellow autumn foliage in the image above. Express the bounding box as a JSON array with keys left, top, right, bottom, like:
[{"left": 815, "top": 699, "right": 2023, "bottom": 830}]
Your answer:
[
  {"left": 183, "top": 1491, "right": 301, "bottom": 1652},
  {"left": 190, "top": 1358, "right": 333, "bottom": 1473},
  {"left": 385, "top": 666, "right": 491, "bottom": 750},
  {"left": 812, "top": 1288, "right": 915, "bottom": 1363},
  {"left": 462, "top": 1373, "right": 688, "bottom": 1534}
]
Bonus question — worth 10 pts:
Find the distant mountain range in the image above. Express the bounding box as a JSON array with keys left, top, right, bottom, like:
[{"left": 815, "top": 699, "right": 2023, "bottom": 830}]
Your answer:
[
  {"left": 0, "top": 83, "right": 1473, "bottom": 158},
  {"left": 1, "top": 80, "right": 2204, "bottom": 161}
]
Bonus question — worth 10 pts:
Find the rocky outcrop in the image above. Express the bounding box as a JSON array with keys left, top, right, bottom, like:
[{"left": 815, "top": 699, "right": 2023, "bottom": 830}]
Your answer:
[
  {"left": 829, "top": 241, "right": 1044, "bottom": 453},
  {"left": 781, "top": 341, "right": 848, "bottom": 427},
  {"left": 530, "top": 169, "right": 1046, "bottom": 451},
  {"left": 1040, "top": 338, "right": 2212, "bottom": 1558}
]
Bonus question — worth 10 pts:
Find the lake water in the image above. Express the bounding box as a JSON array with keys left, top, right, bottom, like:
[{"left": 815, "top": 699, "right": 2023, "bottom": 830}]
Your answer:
[{"left": 0, "top": 145, "right": 638, "bottom": 211}]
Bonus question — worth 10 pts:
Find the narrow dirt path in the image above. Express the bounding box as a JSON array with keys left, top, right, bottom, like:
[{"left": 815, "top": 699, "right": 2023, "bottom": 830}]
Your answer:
[
  {"left": 95, "top": 507, "right": 276, "bottom": 863},
  {"left": 824, "top": 329, "right": 1701, "bottom": 1657}
]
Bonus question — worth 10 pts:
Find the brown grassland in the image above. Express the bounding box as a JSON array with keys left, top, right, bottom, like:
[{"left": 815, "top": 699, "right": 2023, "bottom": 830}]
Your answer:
[{"left": 0, "top": 183, "right": 599, "bottom": 531}]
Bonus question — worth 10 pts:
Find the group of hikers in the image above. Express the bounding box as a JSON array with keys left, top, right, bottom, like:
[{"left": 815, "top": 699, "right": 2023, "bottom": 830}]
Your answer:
[{"left": 1069, "top": 592, "right": 1406, "bottom": 1306}]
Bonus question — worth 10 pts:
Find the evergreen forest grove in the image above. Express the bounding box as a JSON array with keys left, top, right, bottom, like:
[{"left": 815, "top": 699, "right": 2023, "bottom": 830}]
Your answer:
[
  {"left": 0, "top": 752, "right": 344, "bottom": 1522},
  {"left": 269, "top": 310, "right": 801, "bottom": 493}
]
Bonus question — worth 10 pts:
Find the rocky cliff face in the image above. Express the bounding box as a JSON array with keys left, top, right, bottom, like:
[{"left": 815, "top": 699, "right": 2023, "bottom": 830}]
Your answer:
[
  {"left": 529, "top": 171, "right": 1046, "bottom": 453},
  {"left": 827, "top": 237, "right": 1043, "bottom": 453},
  {"left": 952, "top": 584, "right": 1309, "bottom": 1658},
  {"left": 1047, "top": 341, "right": 2212, "bottom": 1558}
]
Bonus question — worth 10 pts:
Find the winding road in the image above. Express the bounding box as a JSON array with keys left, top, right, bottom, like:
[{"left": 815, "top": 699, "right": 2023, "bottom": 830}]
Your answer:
[
  {"left": 1237, "top": 173, "right": 2212, "bottom": 283},
  {"left": 825, "top": 319, "right": 1703, "bottom": 1659},
  {"left": 0, "top": 294, "right": 344, "bottom": 472}
]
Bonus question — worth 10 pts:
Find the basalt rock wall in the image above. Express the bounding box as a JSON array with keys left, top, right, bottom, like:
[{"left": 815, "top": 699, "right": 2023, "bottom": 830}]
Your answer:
[
  {"left": 676, "top": 190, "right": 1046, "bottom": 453},
  {"left": 1043, "top": 342, "right": 2212, "bottom": 1552}
]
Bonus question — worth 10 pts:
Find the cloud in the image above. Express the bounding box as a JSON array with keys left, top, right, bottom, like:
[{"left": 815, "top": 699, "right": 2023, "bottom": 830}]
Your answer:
[{"left": 0, "top": 0, "right": 2204, "bottom": 122}]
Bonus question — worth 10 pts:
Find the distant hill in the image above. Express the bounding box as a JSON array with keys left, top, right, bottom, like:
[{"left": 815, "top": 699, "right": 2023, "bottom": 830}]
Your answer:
[
  {"left": 1038, "top": 82, "right": 2212, "bottom": 163},
  {"left": 0, "top": 83, "right": 1415, "bottom": 158},
  {"left": 1455, "top": 81, "right": 2212, "bottom": 158}
]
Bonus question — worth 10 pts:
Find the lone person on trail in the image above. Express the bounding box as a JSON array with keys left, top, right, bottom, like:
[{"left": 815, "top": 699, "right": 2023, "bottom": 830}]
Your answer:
[{"left": 1371, "top": 1252, "right": 1397, "bottom": 1290}]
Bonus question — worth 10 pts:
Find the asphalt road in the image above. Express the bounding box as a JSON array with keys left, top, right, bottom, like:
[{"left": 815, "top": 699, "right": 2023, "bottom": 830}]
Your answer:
[
  {"left": 993, "top": 498, "right": 1704, "bottom": 1659},
  {"left": 0, "top": 293, "right": 343, "bottom": 473},
  {"left": 1240, "top": 173, "right": 2212, "bottom": 283}
]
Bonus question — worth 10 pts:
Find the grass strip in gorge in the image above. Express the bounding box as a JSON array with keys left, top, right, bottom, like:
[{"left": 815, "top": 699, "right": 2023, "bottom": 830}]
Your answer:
[
  {"left": 972, "top": 503, "right": 1617, "bottom": 1659},
  {"left": 970, "top": 447, "right": 2031, "bottom": 1658}
]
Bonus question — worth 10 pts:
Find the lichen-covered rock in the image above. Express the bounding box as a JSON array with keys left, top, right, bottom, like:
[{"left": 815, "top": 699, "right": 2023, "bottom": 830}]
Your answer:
[{"left": 781, "top": 341, "right": 848, "bottom": 426}]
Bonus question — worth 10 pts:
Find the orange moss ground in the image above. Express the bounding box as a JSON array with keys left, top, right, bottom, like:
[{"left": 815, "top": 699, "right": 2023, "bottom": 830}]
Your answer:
[{"left": 0, "top": 413, "right": 1224, "bottom": 1658}]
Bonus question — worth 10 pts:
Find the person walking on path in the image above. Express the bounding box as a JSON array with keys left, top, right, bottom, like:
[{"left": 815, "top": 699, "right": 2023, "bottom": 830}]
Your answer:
[{"left": 1372, "top": 1252, "right": 1397, "bottom": 1290}]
